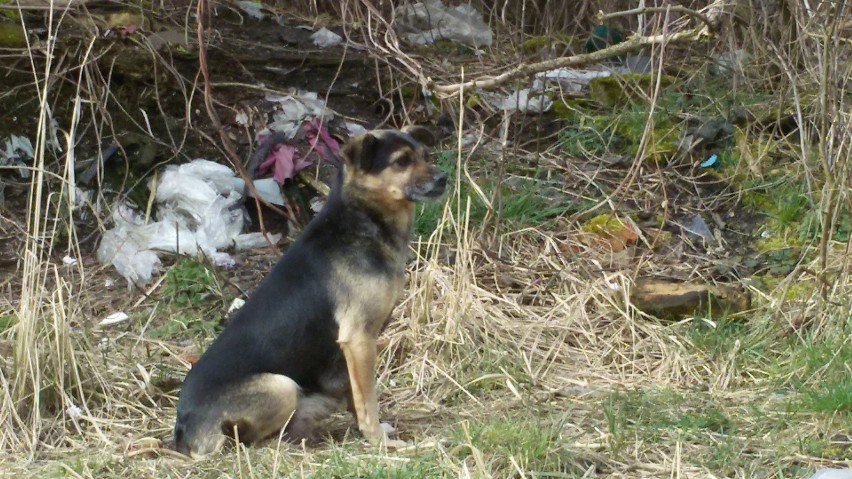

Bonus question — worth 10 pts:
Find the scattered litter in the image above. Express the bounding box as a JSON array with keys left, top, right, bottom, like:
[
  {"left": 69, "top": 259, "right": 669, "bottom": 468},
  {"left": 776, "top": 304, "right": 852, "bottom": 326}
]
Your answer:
[
  {"left": 97, "top": 159, "right": 276, "bottom": 288},
  {"left": 303, "top": 118, "right": 340, "bottom": 163},
  {"left": 0, "top": 135, "right": 34, "bottom": 178},
  {"left": 809, "top": 469, "right": 852, "bottom": 479},
  {"left": 681, "top": 214, "right": 715, "bottom": 243},
  {"left": 536, "top": 68, "right": 611, "bottom": 94},
  {"left": 234, "top": 232, "right": 281, "bottom": 250},
  {"left": 79, "top": 143, "right": 120, "bottom": 185},
  {"left": 99, "top": 312, "right": 129, "bottom": 327},
  {"left": 310, "top": 196, "right": 325, "bottom": 213},
  {"left": 310, "top": 27, "right": 342, "bottom": 48},
  {"left": 228, "top": 298, "right": 246, "bottom": 314},
  {"left": 62, "top": 255, "right": 77, "bottom": 266},
  {"left": 236, "top": 1, "right": 266, "bottom": 21},
  {"left": 395, "top": 0, "right": 492, "bottom": 47},
  {"left": 264, "top": 90, "right": 333, "bottom": 139},
  {"left": 234, "top": 110, "right": 249, "bottom": 127},
  {"left": 97, "top": 207, "right": 163, "bottom": 288},
  {"left": 380, "top": 422, "right": 396, "bottom": 435},
  {"left": 699, "top": 154, "right": 719, "bottom": 168},
  {"left": 65, "top": 402, "right": 83, "bottom": 420},
  {"left": 344, "top": 121, "right": 367, "bottom": 136},
  {"left": 494, "top": 88, "right": 552, "bottom": 113},
  {"left": 585, "top": 24, "right": 623, "bottom": 53},
  {"left": 257, "top": 143, "right": 312, "bottom": 184},
  {"left": 236, "top": 177, "right": 285, "bottom": 206},
  {"left": 254, "top": 118, "right": 340, "bottom": 185},
  {"left": 73, "top": 187, "right": 92, "bottom": 211},
  {"left": 208, "top": 252, "right": 236, "bottom": 268},
  {"left": 104, "top": 278, "right": 115, "bottom": 288}
]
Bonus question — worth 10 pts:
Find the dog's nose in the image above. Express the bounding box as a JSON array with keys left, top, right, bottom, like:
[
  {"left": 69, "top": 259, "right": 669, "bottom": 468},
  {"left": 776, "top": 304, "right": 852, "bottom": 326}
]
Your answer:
[{"left": 434, "top": 172, "right": 447, "bottom": 190}]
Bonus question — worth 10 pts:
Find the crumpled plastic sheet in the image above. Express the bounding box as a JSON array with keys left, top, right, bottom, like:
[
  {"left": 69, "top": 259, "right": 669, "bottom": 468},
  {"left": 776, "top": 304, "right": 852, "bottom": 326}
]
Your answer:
[
  {"left": 264, "top": 90, "right": 333, "bottom": 139},
  {"left": 236, "top": 0, "right": 265, "bottom": 20},
  {"left": 536, "top": 68, "right": 612, "bottom": 94},
  {"left": 1, "top": 134, "right": 34, "bottom": 178},
  {"left": 395, "top": 0, "right": 492, "bottom": 47},
  {"left": 97, "top": 159, "right": 282, "bottom": 289},
  {"left": 311, "top": 27, "right": 342, "bottom": 48},
  {"left": 495, "top": 88, "right": 553, "bottom": 113}
]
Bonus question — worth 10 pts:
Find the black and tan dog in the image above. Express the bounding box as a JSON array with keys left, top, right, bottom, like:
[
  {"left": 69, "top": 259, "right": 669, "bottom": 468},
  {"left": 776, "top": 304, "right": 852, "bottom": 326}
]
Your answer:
[{"left": 173, "top": 126, "right": 447, "bottom": 457}]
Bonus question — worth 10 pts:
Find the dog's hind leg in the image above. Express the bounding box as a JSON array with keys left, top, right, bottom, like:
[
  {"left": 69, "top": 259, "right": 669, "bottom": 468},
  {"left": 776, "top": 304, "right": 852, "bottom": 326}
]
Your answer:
[{"left": 178, "top": 373, "right": 300, "bottom": 457}]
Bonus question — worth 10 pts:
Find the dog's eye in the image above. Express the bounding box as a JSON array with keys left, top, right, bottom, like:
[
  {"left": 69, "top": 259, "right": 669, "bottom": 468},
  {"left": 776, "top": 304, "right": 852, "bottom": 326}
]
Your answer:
[{"left": 395, "top": 156, "right": 413, "bottom": 167}]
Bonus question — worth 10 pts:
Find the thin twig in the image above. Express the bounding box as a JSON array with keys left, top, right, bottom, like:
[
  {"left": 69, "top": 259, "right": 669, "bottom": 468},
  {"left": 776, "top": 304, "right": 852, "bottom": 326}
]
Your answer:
[
  {"left": 195, "top": 0, "right": 298, "bottom": 238},
  {"left": 599, "top": 6, "right": 714, "bottom": 31}
]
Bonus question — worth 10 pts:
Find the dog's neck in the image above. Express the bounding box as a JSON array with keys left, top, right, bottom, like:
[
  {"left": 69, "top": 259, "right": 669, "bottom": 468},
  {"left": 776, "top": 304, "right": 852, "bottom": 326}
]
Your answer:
[{"left": 333, "top": 182, "right": 415, "bottom": 251}]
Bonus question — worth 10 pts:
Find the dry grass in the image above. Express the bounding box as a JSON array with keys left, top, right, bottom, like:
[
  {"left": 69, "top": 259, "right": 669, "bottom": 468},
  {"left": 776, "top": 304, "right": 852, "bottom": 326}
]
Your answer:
[{"left": 1, "top": 0, "right": 851, "bottom": 478}]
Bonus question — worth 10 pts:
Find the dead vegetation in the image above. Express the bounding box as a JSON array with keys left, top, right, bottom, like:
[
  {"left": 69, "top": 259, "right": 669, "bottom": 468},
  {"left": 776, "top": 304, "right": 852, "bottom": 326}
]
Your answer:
[{"left": 0, "top": 0, "right": 851, "bottom": 478}]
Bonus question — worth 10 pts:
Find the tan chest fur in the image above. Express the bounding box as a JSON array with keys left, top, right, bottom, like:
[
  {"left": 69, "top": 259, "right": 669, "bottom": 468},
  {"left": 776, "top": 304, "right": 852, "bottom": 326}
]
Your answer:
[{"left": 332, "top": 262, "right": 406, "bottom": 340}]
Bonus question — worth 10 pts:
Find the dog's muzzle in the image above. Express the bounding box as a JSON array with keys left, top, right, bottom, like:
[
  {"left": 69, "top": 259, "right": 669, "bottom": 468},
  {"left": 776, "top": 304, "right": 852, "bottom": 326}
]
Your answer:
[{"left": 406, "top": 171, "right": 448, "bottom": 202}]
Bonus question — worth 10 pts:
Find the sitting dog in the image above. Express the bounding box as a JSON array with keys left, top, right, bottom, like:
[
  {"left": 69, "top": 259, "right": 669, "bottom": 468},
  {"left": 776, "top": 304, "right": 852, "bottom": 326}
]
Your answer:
[{"left": 173, "top": 126, "right": 447, "bottom": 457}]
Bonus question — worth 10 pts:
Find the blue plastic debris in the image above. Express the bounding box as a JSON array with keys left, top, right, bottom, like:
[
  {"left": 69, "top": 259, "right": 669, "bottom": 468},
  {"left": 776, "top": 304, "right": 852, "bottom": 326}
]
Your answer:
[{"left": 699, "top": 154, "right": 719, "bottom": 168}]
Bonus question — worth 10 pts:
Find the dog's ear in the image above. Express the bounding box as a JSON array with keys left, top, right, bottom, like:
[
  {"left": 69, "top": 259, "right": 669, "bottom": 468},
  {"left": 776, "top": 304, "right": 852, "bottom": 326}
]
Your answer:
[
  {"left": 402, "top": 125, "right": 437, "bottom": 148},
  {"left": 339, "top": 133, "right": 379, "bottom": 171}
]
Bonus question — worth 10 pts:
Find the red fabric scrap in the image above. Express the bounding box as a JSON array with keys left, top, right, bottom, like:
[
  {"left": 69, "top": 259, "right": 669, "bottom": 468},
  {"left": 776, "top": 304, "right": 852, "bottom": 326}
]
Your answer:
[
  {"left": 257, "top": 144, "right": 313, "bottom": 185},
  {"left": 303, "top": 118, "right": 340, "bottom": 164}
]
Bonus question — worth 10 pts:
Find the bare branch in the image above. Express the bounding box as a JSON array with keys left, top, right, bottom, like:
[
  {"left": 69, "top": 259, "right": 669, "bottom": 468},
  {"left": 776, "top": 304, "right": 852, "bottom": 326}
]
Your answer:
[{"left": 433, "top": 29, "right": 704, "bottom": 98}]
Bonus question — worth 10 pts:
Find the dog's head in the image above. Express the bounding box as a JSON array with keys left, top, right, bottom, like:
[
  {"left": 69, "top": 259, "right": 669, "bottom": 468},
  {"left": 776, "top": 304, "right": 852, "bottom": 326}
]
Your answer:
[{"left": 338, "top": 126, "right": 447, "bottom": 203}]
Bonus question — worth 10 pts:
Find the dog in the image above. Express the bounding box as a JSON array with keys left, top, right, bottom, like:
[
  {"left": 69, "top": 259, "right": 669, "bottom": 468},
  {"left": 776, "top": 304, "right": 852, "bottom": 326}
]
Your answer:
[{"left": 173, "top": 126, "right": 447, "bottom": 457}]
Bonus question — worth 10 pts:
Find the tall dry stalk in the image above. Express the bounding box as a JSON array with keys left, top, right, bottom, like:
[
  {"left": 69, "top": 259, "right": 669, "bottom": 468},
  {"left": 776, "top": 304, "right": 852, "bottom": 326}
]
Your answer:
[
  {"left": 740, "top": 0, "right": 852, "bottom": 324},
  {"left": 5, "top": 6, "right": 97, "bottom": 456}
]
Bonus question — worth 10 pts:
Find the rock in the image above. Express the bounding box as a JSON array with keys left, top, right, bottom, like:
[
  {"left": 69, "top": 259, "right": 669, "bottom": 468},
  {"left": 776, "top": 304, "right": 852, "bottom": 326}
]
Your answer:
[{"left": 630, "top": 279, "right": 751, "bottom": 320}]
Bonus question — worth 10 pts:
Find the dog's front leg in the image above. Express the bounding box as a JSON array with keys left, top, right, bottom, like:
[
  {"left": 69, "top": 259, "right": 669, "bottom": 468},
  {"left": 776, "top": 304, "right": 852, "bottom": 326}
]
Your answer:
[{"left": 338, "top": 331, "right": 385, "bottom": 445}]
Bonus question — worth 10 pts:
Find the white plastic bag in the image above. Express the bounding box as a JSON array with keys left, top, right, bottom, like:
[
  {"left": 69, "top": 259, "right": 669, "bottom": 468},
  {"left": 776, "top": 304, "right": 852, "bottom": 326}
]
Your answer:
[
  {"left": 97, "top": 159, "right": 270, "bottom": 288},
  {"left": 395, "top": 0, "right": 492, "bottom": 47}
]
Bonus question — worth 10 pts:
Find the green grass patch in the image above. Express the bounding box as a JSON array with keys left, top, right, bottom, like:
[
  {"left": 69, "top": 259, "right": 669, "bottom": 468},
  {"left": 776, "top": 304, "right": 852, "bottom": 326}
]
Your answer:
[
  {"left": 415, "top": 152, "right": 574, "bottom": 237},
  {"left": 148, "top": 312, "right": 220, "bottom": 339},
  {"left": 162, "top": 258, "right": 222, "bottom": 309},
  {"left": 451, "top": 411, "right": 572, "bottom": 476},
  {"left": 311, "top": 446, "right": 445, "bottom": 479},
  {"left": 801, "top": 378, "right": 852, "bottom": 413},
  {"left": 0, "top": 314, "right": 15, "bottom": 332}
]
